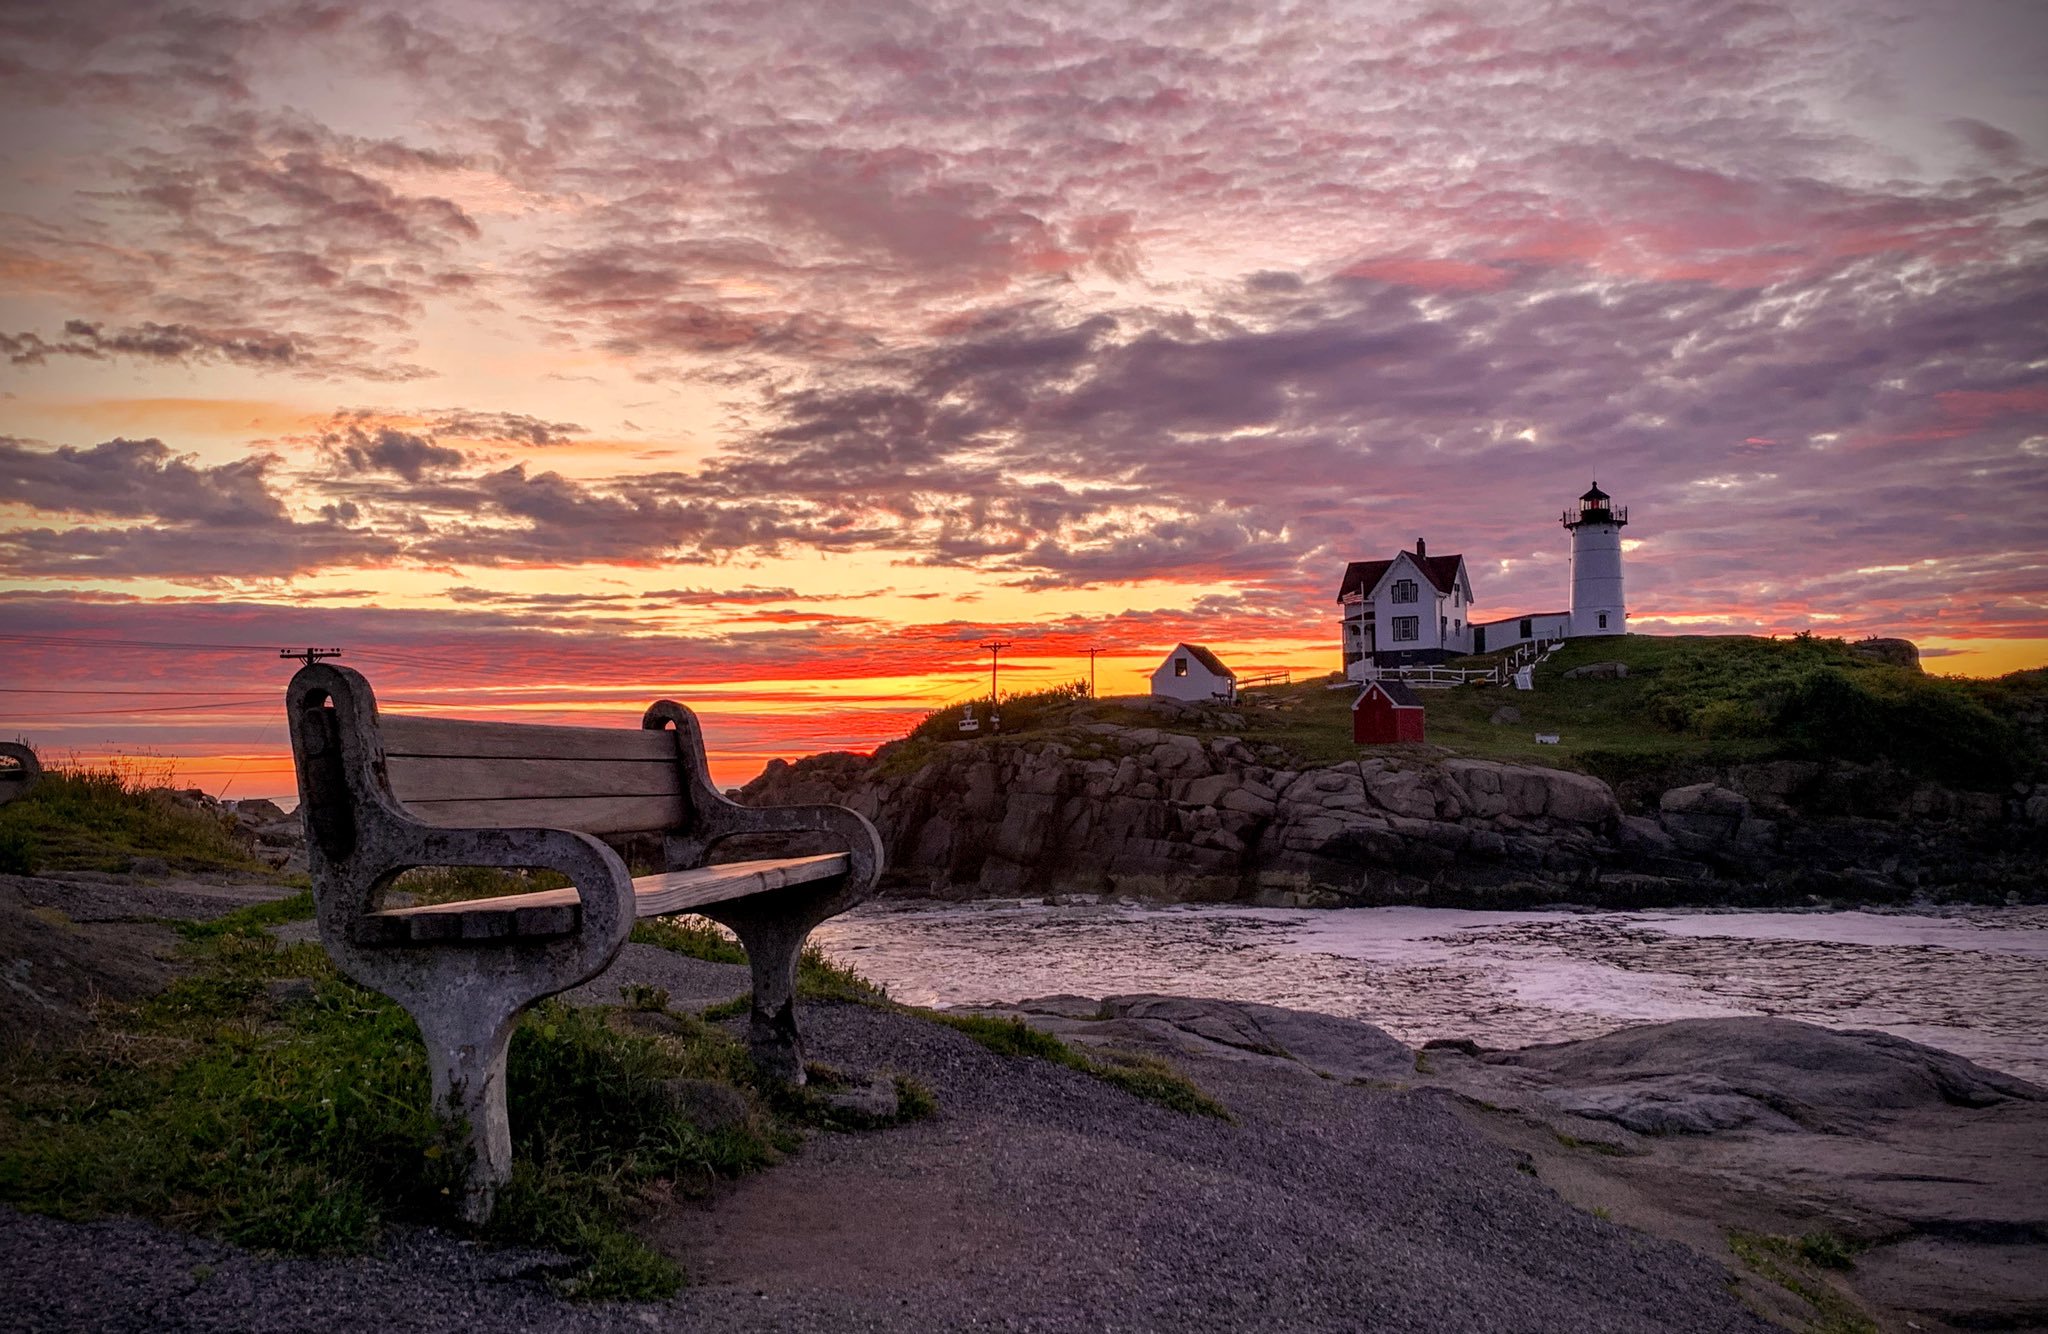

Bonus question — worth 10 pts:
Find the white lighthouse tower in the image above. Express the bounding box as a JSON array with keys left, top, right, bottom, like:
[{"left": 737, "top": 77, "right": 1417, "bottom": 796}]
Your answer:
[{"left": 1563, "top": 481, "right": 1627, "bottom": 637}]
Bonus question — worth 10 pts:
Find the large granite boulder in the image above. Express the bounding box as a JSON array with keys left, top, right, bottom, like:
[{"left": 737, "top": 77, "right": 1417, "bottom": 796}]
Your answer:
[
  {"left": 1851, "top": 636, "right": 1922, "bottom": 670},
  {"left": 978, "top": 993, "right": 1418, "bottom": 1084},
  {"left": 1492, "top": 1017, "right": 2043, "bottom": 1133},
  {"left": 231, "top": 797, "right": 289, "bottom": 826},
  {"left": 1658, "top": 784, "right": 1753, "bottom": 854}
]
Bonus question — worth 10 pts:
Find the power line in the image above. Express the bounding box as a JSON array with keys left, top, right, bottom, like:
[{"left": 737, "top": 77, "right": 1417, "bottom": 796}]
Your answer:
[
  {"left": 0, "top": 688, "right": 288, "bottom": 697},
  {"left": 1, "top": 699, "right": 274, "bottom": 718},
  {"left": 1, "top": 696, "right": 466, "bottom": 718},
  {"left": 0, "top": 633, "right": 281, "bottom": 653}
]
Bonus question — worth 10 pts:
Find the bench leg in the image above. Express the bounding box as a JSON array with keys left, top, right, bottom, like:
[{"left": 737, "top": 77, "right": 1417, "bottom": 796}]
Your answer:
[
  {"left": 720, "top": 914, "right": 812, "bottom": 1085},
  {"left": 414, "top": 1004, "right": 522, "bottom": 1223}
]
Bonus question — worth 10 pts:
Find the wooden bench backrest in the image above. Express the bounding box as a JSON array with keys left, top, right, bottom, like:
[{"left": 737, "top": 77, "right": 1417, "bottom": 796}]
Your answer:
[{"left": 379, "top": 715, "right": 688, "bottom": 836}]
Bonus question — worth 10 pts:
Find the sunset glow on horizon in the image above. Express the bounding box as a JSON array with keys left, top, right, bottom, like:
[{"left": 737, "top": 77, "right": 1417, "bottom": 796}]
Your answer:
[{"left": 3, "top": 0, "right": 2045, "bottom": 801}]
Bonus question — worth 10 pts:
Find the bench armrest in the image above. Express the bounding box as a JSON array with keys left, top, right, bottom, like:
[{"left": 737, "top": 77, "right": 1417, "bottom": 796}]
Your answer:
[
  {"left": 642, "top": 700, "right": 884, "bottom": 904},
  {"left": 691, "top": 799, "right": 883, "bottom": 889},
  {"left": 290, "top": 663, "right": 637, "bottom": 987}
]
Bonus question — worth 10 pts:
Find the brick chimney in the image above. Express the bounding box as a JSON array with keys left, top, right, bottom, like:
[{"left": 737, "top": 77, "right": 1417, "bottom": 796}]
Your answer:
[{"left": 1415, "top": 538, "right": 1427, "bottom": 558}]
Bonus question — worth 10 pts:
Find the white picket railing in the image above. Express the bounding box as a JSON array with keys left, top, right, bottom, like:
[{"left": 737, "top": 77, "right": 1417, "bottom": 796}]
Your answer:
[{"left": 1358, "top": 639, "right": 1566, "bottom": 689}]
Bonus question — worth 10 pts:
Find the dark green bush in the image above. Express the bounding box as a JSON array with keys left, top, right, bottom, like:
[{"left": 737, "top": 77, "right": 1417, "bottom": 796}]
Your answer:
[
  {"left": 1772, "top": 666, "right": 2016, "bottom": 787},
  {"left": 909, "top": 680, "right": 1089, "bottom": 742},
  {"left": 0, "top": 825, "right": 34, "bottom": 875}
]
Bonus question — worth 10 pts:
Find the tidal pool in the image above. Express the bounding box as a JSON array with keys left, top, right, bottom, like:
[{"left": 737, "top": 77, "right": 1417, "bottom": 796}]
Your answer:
[{"left": 812, "top": 901, "right": 2048, "bottom": 1082}]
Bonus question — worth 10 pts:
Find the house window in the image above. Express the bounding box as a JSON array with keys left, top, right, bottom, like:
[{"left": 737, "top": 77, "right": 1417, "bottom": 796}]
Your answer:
[
  {"left": 1391, "top": 579, "right": 1418, "bottom": 604},
  {"left": 1392, "top": 616, "right": 1419, "bottom": 642},
  {"left": 1519, "top": 617, "right": 1532, "bottom": 638},
  {"left": 1174, "top": 657, "right": 1188, "bottom": 676},
  {"left": 1598, "top": 613, "right": 1609, "bottom": 629}
]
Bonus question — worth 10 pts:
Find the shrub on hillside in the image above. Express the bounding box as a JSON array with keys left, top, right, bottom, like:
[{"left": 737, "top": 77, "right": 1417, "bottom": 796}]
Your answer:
[
  {"left": 1771, "top": 666, "right": 2017, "bottom": 788},
  {"left": 910, "top": 680, "right": 1088, "bottom": 743}
]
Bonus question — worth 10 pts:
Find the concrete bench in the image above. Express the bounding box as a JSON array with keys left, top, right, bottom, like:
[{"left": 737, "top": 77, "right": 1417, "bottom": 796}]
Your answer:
[
  {"left": 284, "top": 664, "right": 883, "bottom": 1219},
  {"left": 0, "top": 742, "right": 40, "bottom": 807}
]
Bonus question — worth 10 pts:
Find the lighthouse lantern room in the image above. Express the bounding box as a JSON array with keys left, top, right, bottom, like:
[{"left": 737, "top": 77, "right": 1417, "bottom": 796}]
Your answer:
[{"left": 1562, "top": 481, "right": 1628, "bottom": 637}]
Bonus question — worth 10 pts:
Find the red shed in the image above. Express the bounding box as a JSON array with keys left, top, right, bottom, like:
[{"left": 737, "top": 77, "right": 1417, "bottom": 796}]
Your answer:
[{"left": 1353, "top": 679, "right": 1426, "bottom": 744}]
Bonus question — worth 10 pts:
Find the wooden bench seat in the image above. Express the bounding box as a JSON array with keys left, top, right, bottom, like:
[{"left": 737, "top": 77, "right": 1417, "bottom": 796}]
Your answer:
[
  {"left": 358, "top": 852, "right": 850, "bottom": 944},
  {"left": 286, "top": 663, "right": 884, "bottom": 1223}
]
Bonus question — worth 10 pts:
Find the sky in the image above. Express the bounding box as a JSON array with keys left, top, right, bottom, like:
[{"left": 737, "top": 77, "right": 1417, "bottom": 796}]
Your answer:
[{"left": 1, "top": 0, "right": 2045, "bottom": 800}]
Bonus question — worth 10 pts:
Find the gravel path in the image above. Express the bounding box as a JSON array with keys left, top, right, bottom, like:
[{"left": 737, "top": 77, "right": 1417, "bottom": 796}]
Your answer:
[
  {"left": 0, "top": 991, "right": 1773, "bottom": 1333},
  {"left": 3, "top": 872, "right": 292, "bottom": 924},
  {"left": 567, "top": 942, "right": 752, "bottom": 1010}
]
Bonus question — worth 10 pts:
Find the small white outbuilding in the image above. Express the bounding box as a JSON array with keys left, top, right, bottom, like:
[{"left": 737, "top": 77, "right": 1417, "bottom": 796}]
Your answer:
[{"left": 1150, "top": 643, "right": 1237, "bottom": 702}]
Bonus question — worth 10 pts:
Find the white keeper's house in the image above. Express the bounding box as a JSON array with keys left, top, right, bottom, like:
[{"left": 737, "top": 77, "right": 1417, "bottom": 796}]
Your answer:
[
  {"left": 1150, "top": 642, "right": 1238, "bottom": 702},
  {"left": 1337, "top": 482, "right": 1630, "bottom": 677}
]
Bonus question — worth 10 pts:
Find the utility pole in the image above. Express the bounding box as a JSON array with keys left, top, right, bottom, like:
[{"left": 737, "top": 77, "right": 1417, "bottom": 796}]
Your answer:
[
  {"left": 980, "top": 639, "right": 1010, "bottom": 724},
  {"left": 1085, "top": 645, "right": 1108, "bottom": 698},
  {"left": 280, "top": 647, "right": 344, "bottom": 667}
]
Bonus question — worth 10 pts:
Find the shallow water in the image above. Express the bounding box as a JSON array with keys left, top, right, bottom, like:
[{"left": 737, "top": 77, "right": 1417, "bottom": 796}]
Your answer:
[{"left": 812, "top": 901, "right": 2048, "bottom": 1082}]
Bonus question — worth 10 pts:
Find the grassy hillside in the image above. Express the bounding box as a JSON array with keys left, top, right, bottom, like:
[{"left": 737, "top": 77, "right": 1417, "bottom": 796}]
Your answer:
[
  {"left": 0, "top": 762, "right": 262, "bottom": 877},
  {"left": 895, "top": 636, "right": 2043, "bottom": 796}
]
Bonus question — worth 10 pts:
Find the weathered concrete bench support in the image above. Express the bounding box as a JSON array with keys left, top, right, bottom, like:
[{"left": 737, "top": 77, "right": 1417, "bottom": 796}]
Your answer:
[
  {"left": 287, "top": 666, "right": 882, "bottom": 1221},
  {"left": 0, "top": 742, "right": 42, "bottom": 808}
]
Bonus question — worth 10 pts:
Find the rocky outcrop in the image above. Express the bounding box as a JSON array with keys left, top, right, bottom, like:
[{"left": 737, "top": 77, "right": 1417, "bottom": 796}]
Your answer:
[
  {"left": 744, "top": 726, "right": 2048, "bottom": 907},
  {"left": 224, "top": 796, "right": 308, "bottom": 874},
  {"left": 1852, "top": 636, "right": 1923, "bottom": 670},
  {"left": 1495, "top": 1017, "right": 2042, "bottom": 1134}
]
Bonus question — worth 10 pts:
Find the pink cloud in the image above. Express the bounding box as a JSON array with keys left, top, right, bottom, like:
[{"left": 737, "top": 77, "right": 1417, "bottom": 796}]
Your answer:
[{"left": 1336, "top": 257, "right": 1512, "bottom": 291}]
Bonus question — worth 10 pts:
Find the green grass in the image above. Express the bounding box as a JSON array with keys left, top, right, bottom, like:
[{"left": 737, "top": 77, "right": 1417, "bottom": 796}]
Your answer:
[
  {"left": 631, "top": 926, "right": 1229, "bottom": 1122},
  {"left": 0, "top": 761, "right": 263, "bottom": 876},
  {"left": 629, "top": 913, "right": 888, "bottom": 1005},
  {"left": 859, "top": 634, "right": 2042, "bottom": 799},
  {"left": 932, "top": 1013, "right": 1232, "bottom": 1120},
  {"left": 1239, "top": 634, "right": 2030, "bottom": 788},
  {"left": 174, "top": 891, "right": 315, "bottom": 940},
  {"left": 1793, "top": 1230, "right": 1863, "bottom": 1271},
  {"left": 1727, "top": 1230, "right": 1878, "bottom": 1334},
  {"left": 630, "top": 915, "right": 747, "bottom": 963},
  {"left": 797, "top": 944, "right": 889, "bottom": 1004},
  {"left": 769, "top": 1066, "right": 938, "bottom": 1132},
  {"left": 889, "top": 1074, "right": 938, "bottom": 1122},
  {"left": 388, "top": 864, "right": 572, "bottom": 905},
  {"left": 0, "top": 912, "right": 824, "bottom": 1300}
]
